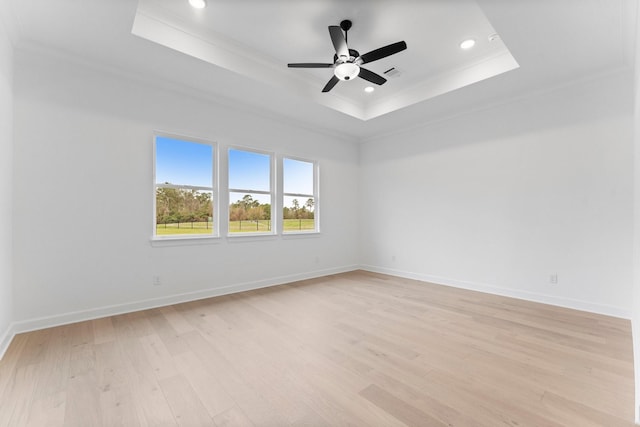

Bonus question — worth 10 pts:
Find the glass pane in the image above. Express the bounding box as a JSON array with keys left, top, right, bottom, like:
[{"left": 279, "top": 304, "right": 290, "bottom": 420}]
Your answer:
[
  {"left": 229, "top": 192, "right": 272, "bottom": 233},
  {"left": 283, "top": 195, "right": 315, "bottom": 232},
  {"left": 156, "top": 136, "right": 213, "bottom": 187},
  {"left": 155, "top": 189, "right": 214, "bottom": 235},
  {"left": 283, "top": 158, "right": 313, "bottom": 195},
  {"left": 228, "top": 149, "right": 270, "bottom": 191}
]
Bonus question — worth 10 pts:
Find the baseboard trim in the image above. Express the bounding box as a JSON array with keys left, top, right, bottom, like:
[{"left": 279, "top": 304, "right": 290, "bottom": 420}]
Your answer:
[
  {"left": 11, "top": 264, "right": 359, "bottom": 336},
  {"left": 3, "top": 264, "right": 631, "bottom": 357},
  {"left": 0, "top": 322, "right": 15, "bottom": 360},
  {"left": 360, "top": 265, "right": 632, "bottom": 319}
]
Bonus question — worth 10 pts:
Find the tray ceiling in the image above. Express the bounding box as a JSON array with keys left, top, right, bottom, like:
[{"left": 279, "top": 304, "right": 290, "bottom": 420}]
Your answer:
[{"left": 132, "top": 0, "right": 519, "bottom": 120}]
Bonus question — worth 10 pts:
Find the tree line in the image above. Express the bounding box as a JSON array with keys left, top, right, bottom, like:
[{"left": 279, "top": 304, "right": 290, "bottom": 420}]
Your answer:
[
  {"left": 283, "top": 197, "right": 314, "bottom": 219},
  {"left": 230, "top": 194, "right": 314, "bottom": 220},
  {"left": 156, "top": 187, "right": 212, "bottom": 224},
  {"left": 229, "top": 194, "right": 271, "bottom": 221},
  {"left": 156, "top": 188, "right": 314, "bottom": 224}
]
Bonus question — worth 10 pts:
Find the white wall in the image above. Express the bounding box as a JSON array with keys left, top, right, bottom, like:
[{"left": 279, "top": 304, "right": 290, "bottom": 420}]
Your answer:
[
  {"left": 360, "top": 70, "right": 634, "bottom": 318},
  {"left": 632, "top": 4, "right": 640, "bottom": 422},
  {"left": 0, "top": 4, "right": 14, "bottom": 356},
  {"left": 633, "top": 67, "right": 640, "bottom": 422},
  {"left": 11, "top": 47, "right": 359, "bottom": 328}
]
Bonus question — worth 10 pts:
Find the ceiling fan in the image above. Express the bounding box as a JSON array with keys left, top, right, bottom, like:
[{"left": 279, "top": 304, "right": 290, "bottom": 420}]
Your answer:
[{"left": 288, "top": 20, "right": 407, "bottom": 93}]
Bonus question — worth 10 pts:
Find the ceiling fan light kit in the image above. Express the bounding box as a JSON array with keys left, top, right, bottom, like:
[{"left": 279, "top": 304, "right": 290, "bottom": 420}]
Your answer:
[
  {"left": 334, "top": 62, "right": 360, "bottom": 81},
  {"left": 288, "top": 19, "right": 407, "bottom": 93}
]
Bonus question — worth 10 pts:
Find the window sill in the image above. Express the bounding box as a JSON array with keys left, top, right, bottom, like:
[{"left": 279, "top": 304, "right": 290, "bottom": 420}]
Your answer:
[
  {"left": 149, "top": 231, "right": 321, "bottom": 246},
  {"left": 282, "top": 231, "right": 321, "bottom": 239},
  {"left": 226, "top": 232, "right": 278, "bottom": 243},
  {"left": 150, "top": 235, "right": 221, "bottom": 247}
]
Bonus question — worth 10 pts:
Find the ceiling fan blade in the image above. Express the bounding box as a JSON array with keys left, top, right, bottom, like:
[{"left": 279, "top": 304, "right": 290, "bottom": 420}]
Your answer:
[
  {"left": 322, "top": 75, "right": 340, "bottom": 92},
  {"left": 360, "top": 41, "right": 407, "bottom": 64},
  {"left": 329, "top": 25, "right": 349, "bottom": 59},
  {"left": 288, "top": 63, "right": 334, "bottom": 68},
  {"left": 358, "top": 67, "right": 387, "bottom": 85}
]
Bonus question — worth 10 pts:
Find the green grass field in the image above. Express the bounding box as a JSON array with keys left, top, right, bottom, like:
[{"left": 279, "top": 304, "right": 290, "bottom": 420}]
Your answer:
[
  {"left": 156, "top": 219, "right": 315, "bottom": 235},
  {"left": 155, "top": 221, "right": 214, "bottom": 235},
  {"left": 282, "top": 218, "right": 315, "bottom": 232},
  {"left": 228, "top": 220, "right": 272, "bottom": 233},
  {"left": 227, "top": 219, "right": 314, "bottom": 232}
]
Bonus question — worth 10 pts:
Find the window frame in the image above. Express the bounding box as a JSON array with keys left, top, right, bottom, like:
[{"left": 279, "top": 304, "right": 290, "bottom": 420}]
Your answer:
[
  {"left": 152, "top": 132, "right": 219, "bottom": 241},
  {"left": 227, "top": 146, "right": 276, "bottom": 237},
  {"left": 281, "top": 155, "right": 320, "bottom": 234}
]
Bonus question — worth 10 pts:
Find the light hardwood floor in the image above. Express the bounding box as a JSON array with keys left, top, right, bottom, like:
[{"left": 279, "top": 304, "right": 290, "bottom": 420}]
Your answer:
[{"left": 0, "top": 271, "right": 635, "bottom": 426}]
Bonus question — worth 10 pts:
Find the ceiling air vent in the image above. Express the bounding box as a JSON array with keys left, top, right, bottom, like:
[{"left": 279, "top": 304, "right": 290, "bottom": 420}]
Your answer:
[{"left": 383, "top": 67, "right": 402, "bottom": 78}]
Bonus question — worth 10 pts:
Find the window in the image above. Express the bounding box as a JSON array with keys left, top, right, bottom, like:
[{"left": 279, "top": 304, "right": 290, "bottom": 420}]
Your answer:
[
  {"left": 228, "top": 148, "right": 274, "bottom": 234},
  {"left": 154, "top": 135, "right": 216, "bottom": 238},
  {"left": 283, "top": 157, "right": 317, "bottom": 233}
]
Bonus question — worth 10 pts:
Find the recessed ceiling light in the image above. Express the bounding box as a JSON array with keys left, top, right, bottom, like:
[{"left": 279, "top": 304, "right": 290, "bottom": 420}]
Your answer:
[
  {"left": 364, "top": 86, "right": 375, "bottom": 93},
  {"left": 460, "top": 39, "right": 476, "bottom": 50},
  {"left": 189, "top": 0, "right": 206, "bottom": 9}
]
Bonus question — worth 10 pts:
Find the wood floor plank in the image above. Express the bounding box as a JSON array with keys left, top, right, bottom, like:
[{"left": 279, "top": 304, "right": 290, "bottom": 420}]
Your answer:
[
  {"left": 172, "top": 350, "right": 236, "bottom": 419},
  {"left": 29, "top": 325, "right": 72, "bottom": 403},
  {"left": 158, "top": 305, "right": 195, "bottom": 335},
  {"left": 213, "top": 404, "right": 255, "bottom": 427},
  {"left": 0, "top": 364, "right": 39, "bottom": 427},
  {"left": 25, "top": 391, "right": 66, "bottom": 427},
  {"left": 63, "top": 343, "right": 101, "bottom": 427},
  {"left": 366, "top": 370, "right": 488, "bottom": 427},
  {"left": 92, "top": 317, "right": 116, "bottom": 345},
  {"left": 115, "top": 336, "right": 177, "bottom": 426},
  {"left": 0, "top": 271, "right": 635, "bottom": 426},
  {"left": 178, "top": 329, "right": 293, "bottom": 426},
  {"left": 138, "top": 333, "right": 180, "bottom": 381},
  {"left": 145, "top": 309, "right": 192, "bottom": 357},
  {"left": 360, "top": 383, "right": 447, "bottom": 427},
  {"left": 158, "top": 374, "right": 215, "bottom": 426},
  {"left": 94, "top": 340, "right": 140, "bottom": 426}
]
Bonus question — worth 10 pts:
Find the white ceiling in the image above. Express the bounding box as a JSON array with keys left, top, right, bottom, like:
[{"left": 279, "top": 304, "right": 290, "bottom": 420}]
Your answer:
[
  {"left": 132, "top": 0, "right": 518, "bottom": 120},
  {"left": 4, "top": 0, "right": 637, "bottom": 141}
]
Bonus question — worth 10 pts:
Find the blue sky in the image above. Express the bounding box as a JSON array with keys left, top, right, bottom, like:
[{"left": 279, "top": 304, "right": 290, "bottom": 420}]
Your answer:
[
  {"left": 228, "top": 149, "right": 270, "bottom": 191},
  {"left": 156, "top": 137, "right": 314, "bottom": 207},
  {"left": 156, "top": 136, "right": 212, "bottom": 187},
  {"left": 283, "top": 158, "right": 313, "bottom": 195}
]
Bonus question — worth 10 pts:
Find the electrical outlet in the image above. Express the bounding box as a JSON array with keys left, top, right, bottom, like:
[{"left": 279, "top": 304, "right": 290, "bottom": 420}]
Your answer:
[
  {"left": 152, "top": 275, "right": 162, "bottom": 286},
  {"left": 550, "top": 274, "right": 558, "bottom": 284}
]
